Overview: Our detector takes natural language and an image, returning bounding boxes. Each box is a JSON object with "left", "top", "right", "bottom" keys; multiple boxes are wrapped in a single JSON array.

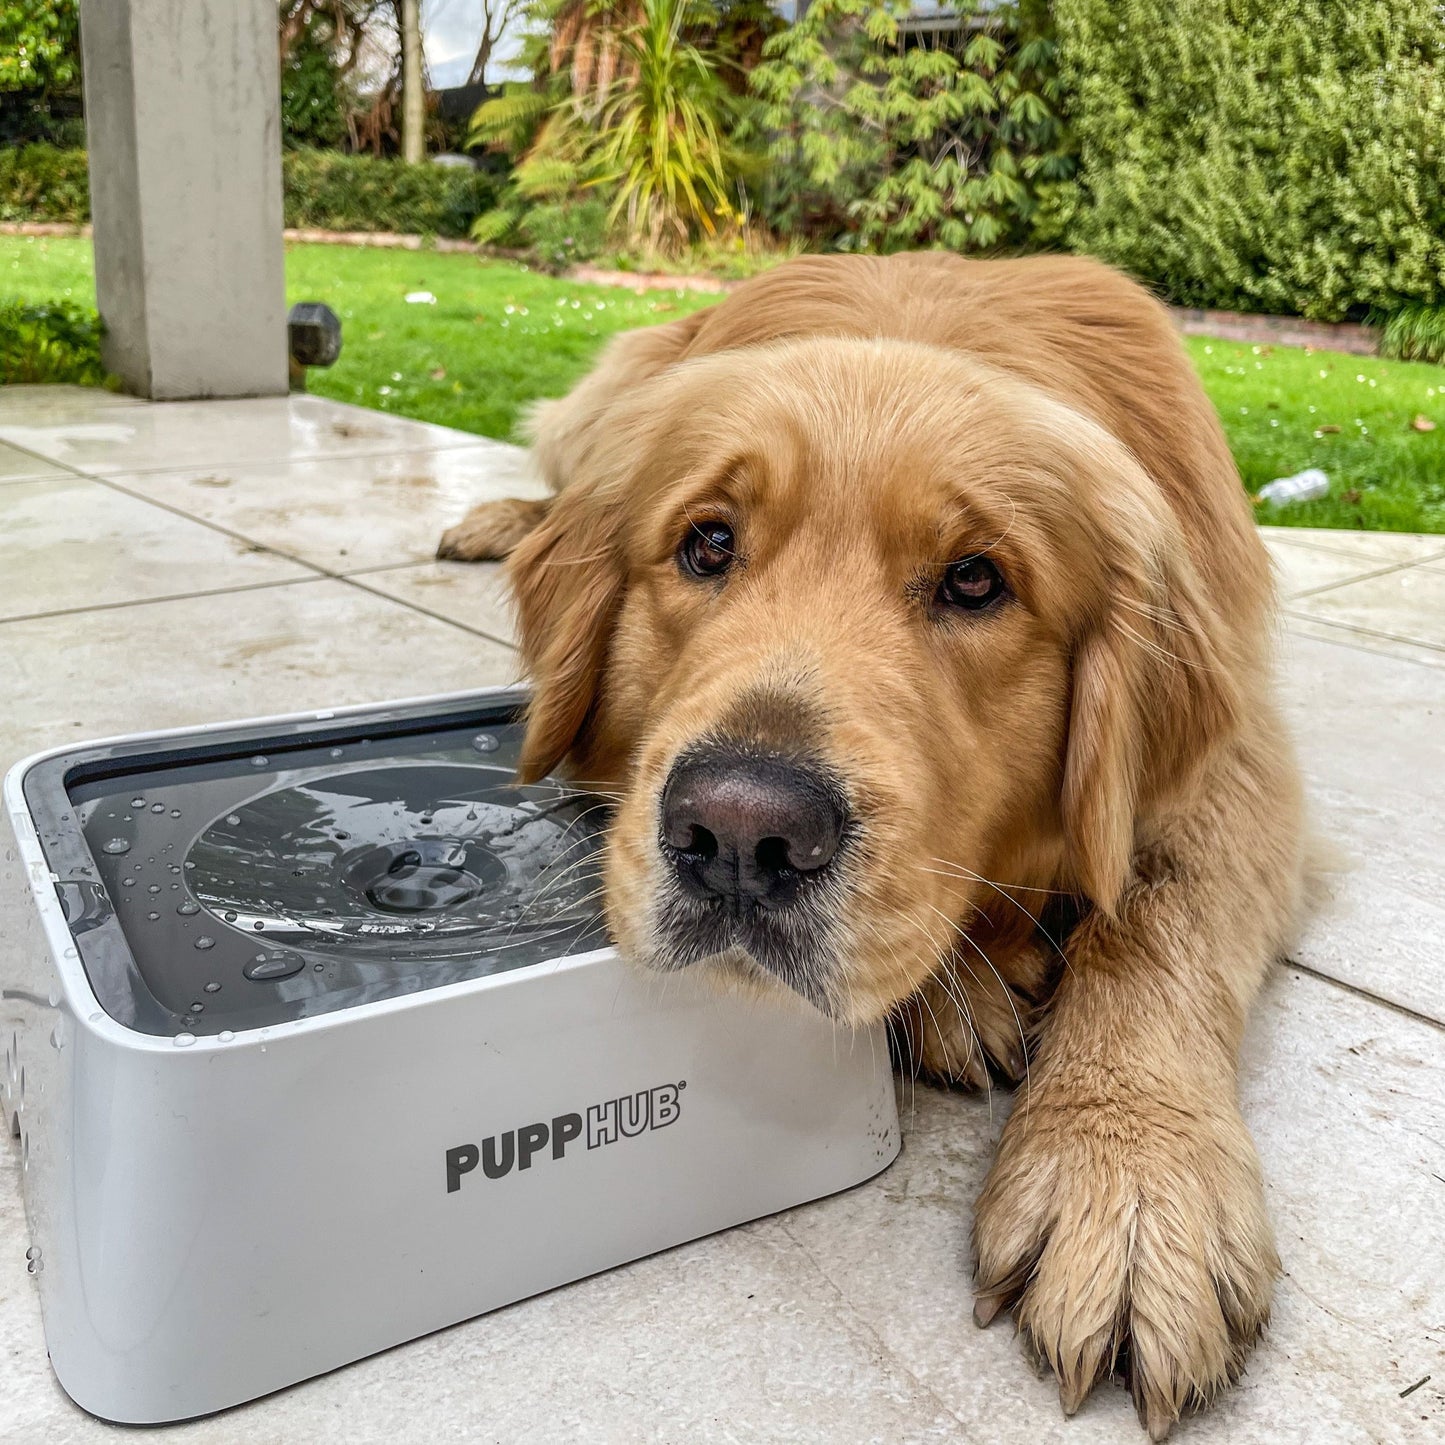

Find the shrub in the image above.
[
  {"left": 1046, "top": 0, "right": 1445, "bottom": 321},
  {"left": 516, "top": 198, "right": 612, "bottom": 267},
  {"left": 748, "top": 0, "right": 1070, "bottom": 253},
  {"left": 1378, "top": 304, "right": 1445, "bottom": 365},
  {"left": 0, "top": 143, "right": 89, "bottom": 223},
  {"left": 0, "top": 299, "right": 108, "bottom": 385},
  {"left": 282, "top": 149, "right": 501, "bottom": 237}
]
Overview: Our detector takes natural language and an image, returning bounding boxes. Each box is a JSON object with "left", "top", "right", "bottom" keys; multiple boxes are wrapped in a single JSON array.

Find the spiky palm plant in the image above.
[
  {"left": 593, "top": 0, "right": 739, "bottom": 248},
  {"left": 469, "top": 0, "right": 749, "bottom": 256}
]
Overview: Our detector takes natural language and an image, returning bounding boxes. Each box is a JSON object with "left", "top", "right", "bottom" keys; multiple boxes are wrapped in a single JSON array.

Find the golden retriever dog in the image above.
[{"left": 438, "top": 253, "right": 1305, "bottom": 1439}]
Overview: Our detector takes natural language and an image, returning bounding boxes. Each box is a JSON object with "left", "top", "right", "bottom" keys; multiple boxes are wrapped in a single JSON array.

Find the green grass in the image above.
[
  {"left": 0, "top": 234, "right": 719, "bottom": 439},
  {"left": 6, "top": 234, "right": 1444, "bottom": 533}
]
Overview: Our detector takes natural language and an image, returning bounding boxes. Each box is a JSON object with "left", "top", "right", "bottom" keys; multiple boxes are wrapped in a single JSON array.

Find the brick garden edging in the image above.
[
  {"left": 0, "top": 220, "right": 1385, "bottom": 350},
  {"left": 1173, "top": 307, "right": 1379, "bottom": 357}
]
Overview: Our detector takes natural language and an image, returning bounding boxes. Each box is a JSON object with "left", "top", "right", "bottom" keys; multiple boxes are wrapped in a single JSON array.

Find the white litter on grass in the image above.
[{"left": 405, "top": 291, "right": 437, "bottom": 305}]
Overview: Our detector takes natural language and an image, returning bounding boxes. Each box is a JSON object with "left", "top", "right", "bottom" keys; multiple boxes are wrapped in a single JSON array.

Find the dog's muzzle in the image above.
[{"left": 651, "top": 744, "right": 849, "bottom": 1010}]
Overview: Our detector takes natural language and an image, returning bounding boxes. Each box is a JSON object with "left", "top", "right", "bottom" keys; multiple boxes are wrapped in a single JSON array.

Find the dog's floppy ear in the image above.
[
  {"left": 506, "top": 478, "right": 625, "bottom": 783},
  {"left": 1061, "top": 473, "right": 1243, "bottom": 913}
]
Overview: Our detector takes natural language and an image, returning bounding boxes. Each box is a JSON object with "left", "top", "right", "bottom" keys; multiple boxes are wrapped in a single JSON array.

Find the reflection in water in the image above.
[{"left": 186, "top": 764, "right": 606, "bottom": 962}]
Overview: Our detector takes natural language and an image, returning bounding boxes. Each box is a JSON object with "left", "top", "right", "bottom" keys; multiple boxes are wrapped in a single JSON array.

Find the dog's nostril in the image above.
[
  {"left": 754, "top": 836, "right": 792, "bottom": 876},
  {"left": 678, "top": 824, "right": 718, "bottom": 860}
]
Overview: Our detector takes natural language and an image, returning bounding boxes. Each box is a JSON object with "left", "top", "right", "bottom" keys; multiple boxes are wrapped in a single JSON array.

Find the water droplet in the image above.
[
  {"left": 335, "top": 830, "right": 350, "bottom": 841},
  {"left": 130, "top": 797, "right": 146, "bottom": 808},
  {"left": 471, "top": 732, "right": 500, "bottom": 754},
  {"left": 121, "top": 877, "right": 136, "bottom": 887},
  {"left": 169, "top": 809, "right": 181, "bottom": 818},
  {"left": 244, "top": 954, "right": 303, "bottom": 982},
  {"left": 150, "top": 803, "right": 166, "bottom": 814},
  {"left": 313, "top": 962, "right": 324, "bottom": 971},
  {"left": 168, "top": 864, "right": 181, "bottom": 874},
  {"left": 102, "top": 837, "right": 130, "bottom": 855},
  {"left": 419, "top": 813, "right": 433, "bottom": 826},
  {"left": 177, "top": 900, "right": 199, "bottom": 916},
  {"left": 184, "top": 859, "right": 196, "bottom": 870},
  {"left": 223, "top": 910, "right": 237, "bottom": 922},
  {"left": 148, "top": 884, "right": 161, "bottom": 894},
  {"left": 329, "top": 747, "right": 344, "bottom": 759},
  {"left": 193, "top": 936, "right": 215, "bottom": 951},
  {"left": 226, "top": 813, "right": 241, "bottom": 827},
  {"left": 147, "top": 911, "right": 159, "bottom": 921},
  {"left": 218, "top": 1030, "right": 235, "bottom": 1043},
  {"left": 173, "top": 1032, "right": 196, "bottom": 1048},
  {"left": 204, "top": 981, "right": 221, "bottom": 993},
  {"left": 189, "top": 1001, "right": 204, "bottom": 1013},
  {"left": 50, "top": 1026, "right": 63, "bottom": 1050},
  {"left": 251, "top": 756, "right": 268, "bottom": 767},
  {"left": 253, "top": 920, "right": 265, "bottom": 931}
]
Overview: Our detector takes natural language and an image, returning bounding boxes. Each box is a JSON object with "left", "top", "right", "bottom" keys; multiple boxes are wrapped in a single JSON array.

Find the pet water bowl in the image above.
[{"left": 3, "top": 686, "right": 900, "bottom": 1424}]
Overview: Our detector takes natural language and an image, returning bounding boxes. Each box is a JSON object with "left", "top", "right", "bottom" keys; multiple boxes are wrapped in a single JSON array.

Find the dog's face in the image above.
[{"left": 509, "top": 339, "right": 1237, "bottom": 1025}]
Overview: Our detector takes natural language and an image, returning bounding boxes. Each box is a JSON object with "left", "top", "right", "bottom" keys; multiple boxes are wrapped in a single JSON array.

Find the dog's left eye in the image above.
[
  {"left": 939, "top": 555, "right": 1008, "bottom": 610},
  {"left": 679, "top": 520, "right": 736, "bottom": 579}
]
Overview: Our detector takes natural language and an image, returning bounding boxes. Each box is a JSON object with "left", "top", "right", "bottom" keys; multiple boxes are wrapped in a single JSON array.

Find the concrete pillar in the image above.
[{"left": 80, "top": 0, "right": 288, "bottom": 399}]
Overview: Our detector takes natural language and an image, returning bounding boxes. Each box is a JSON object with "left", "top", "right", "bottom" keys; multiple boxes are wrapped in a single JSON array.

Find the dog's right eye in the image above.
[{"left": 679, "top": 520, "right": 736, "bottom": 579}]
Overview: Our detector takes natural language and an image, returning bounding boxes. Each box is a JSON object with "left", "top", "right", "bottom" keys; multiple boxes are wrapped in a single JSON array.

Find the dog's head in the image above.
[{"left": 507, "top": 338, "right": 1239, "bottom": 1024}]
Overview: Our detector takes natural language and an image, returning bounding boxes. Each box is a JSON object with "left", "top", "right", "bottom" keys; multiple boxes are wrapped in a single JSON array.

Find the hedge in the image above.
[
  {"left": 0, "top": 144, "right": 501, "bottom": 239},
  {"left": 0, "top": 143, "right": 88, "bottom": 223},
  {"left": 281, "top": 148, "right": 501, "bottom": 238},
  {"left": 1044, "top": 0, "right": 1445, "bottom": 321}
]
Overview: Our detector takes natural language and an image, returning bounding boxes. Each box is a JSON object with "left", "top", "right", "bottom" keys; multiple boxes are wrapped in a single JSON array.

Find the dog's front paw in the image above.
[
  {"left": 972, "top": 1088, "right": 1277, "bottom": 1440},
  {"left": 437, "top": 498, "right": 550, "bottom": 561}
]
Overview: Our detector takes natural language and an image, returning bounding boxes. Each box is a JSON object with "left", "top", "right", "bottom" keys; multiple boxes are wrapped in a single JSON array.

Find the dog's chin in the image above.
[{"left": 638, "top": 890, "right": 845, "bottom": 1018}]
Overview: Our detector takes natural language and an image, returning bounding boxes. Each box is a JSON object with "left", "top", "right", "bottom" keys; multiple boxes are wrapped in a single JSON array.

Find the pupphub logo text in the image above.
[{"left": 445, "top": 1082, "right": 684, "bottom": 1192}]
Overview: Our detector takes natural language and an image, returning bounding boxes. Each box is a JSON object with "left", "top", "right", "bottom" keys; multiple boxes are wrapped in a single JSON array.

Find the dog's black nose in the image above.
[{"left": 660, "top": 751, "right": 847, "bottom": 907}]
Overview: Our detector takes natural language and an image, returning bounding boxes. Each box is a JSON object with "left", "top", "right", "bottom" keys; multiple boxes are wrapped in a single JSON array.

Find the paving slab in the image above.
[
  {"left": 0, "top": 577, "right": 518, "bottom": 772},
  {"left": 0, "top": 394, "right": 481, "bottom": 477},
  {"left": 0, "top": 475, "right": 314, "bottom": 621},
  {"left": 1278, "top": 630, "right": 1445, "bottom": 1023},
  {"left": 353, "top": 560, "right": 518, "bottom": 644},
  {"left": 105, "top": 442, "right": 545, "bottom": 572}
]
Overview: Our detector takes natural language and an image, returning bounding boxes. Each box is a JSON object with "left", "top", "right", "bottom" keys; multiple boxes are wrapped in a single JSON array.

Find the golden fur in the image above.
[{"left": 439, "top": 253, "right": 1305, "bottom": 1439}]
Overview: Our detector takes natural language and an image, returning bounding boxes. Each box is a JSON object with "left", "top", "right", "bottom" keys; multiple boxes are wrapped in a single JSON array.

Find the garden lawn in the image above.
[{"left": 5, "top": 234, "right": 1444, "bottom": 533}]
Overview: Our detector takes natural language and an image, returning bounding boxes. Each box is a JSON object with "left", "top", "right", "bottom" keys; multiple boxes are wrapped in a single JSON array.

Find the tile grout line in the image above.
[
  {"left": 1280, "top": 617, "right": 1445, "bottom": 673},
  {"left": 1282, "top": 607, "right": 1445, "bottom": 657},
  {"left": 1281, "top": 959, "right": 1445, "bottom": 1035},
  {"left": 0, "top": 572, "right": 335, "bottom": 628},
  {"left": 337, "top": 571, "right": 519, "bottom": 652}
]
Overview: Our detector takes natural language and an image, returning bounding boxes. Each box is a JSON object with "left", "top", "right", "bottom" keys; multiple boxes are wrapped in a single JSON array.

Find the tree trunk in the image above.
[{"left": 400, "top": 0, "right": 424, "bottom": 164}]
